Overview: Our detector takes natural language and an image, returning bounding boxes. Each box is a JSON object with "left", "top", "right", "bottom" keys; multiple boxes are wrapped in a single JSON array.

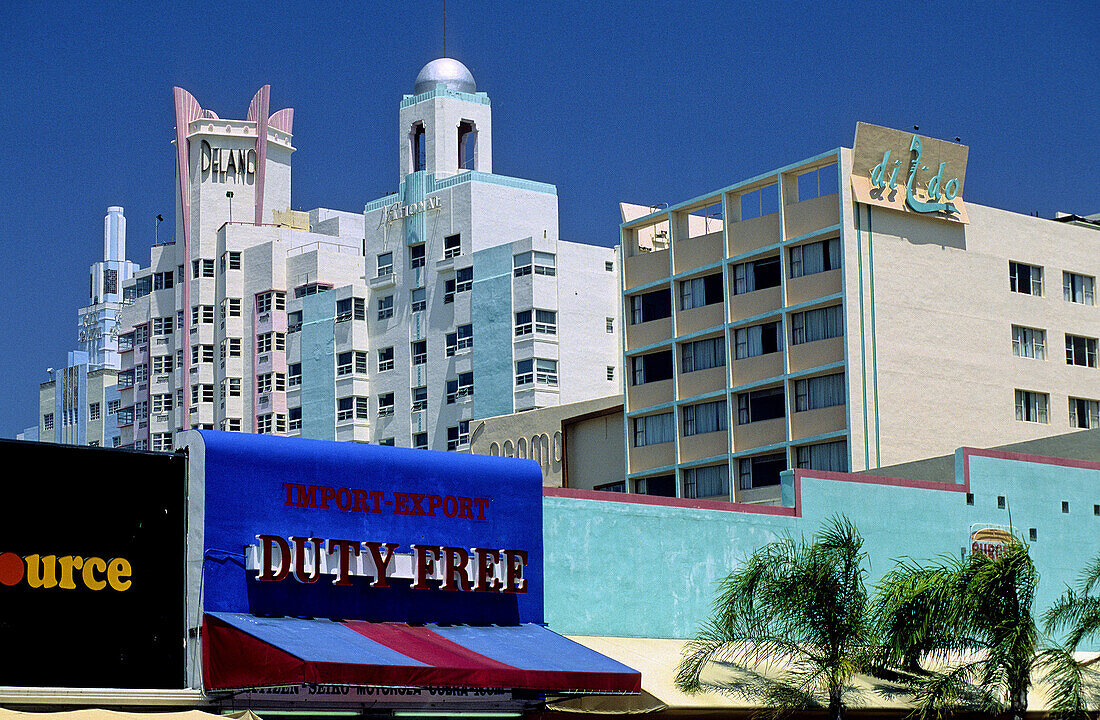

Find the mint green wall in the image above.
[
  {"left": 300, "top": 292, "right": 336, "bottom": 440},
  {"left": 471, "top": 244, "right": 513, "bottom": 418},
  {"left": 543, "top": 450, "right": 1100, "bottom": 651}
]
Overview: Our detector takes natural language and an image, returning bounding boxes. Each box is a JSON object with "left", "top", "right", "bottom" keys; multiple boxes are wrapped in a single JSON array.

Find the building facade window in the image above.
[
  {"left": 634, "top": 475, "right": 675, "bottom": 497},
  {"left": 680, "top": 272, "right": 724, "bottom": 308},
  {"left": 794, "top": 373, "right": 846, "bottom": 412},
  {"left": 1063, "top": 272, "right": 1095, "bottom": 305},
  {"left": 629, "top": 289, "right": 671, "bottom": 325},
  {"left": 683, "top": 399, "right": 728, "bottom": 436},
  {"left": 152, "top": 433, "right": 173, "bottom": 452},
  {"left": 287, "top": 311, "right": 303, "bottom": 332},
  {"left": 191, "top": 384, "right": 214, "bottom": 404},
  {"left": 191, "top": 345, "right": 214, "bottom": 364},
  {"left": 152, "top": 316, "right": 173, "bottom": 336},
  {"left": 446, "top": 372, "right": 474, "bottom": 403},
  {"left": 378, "top": 347, "right": 395, "bottom": 372},
  {"left": 515, "top": 311, "right": 533, "bottom": 336},
  {"left": 378, "top": 393, "right": 395, "bottom": 416},
  {"left": 732, "top": 257, "right": 780, "bottom": 295},
  {"left": 413, "top": 432, "right": 429, "bottom": 450},
  {"left": 456, "top": 266, "right": 473, "bottom": 293},
  {"left": 336, "top": 397, "right": 354, "bottom": 423},
  {"left": 447, "top": 420, "right": 471, "bottom": 451},
  {"left": 738, "top": 183, "right": 779, "bottom": 220},
  {"left": 443, "top": 234, "right": 461, "bottom": 259},
  {"left": 152, "top": 394, "right": 172, "bottom": 413},
  {"left": 256, "top": 291, "right": 286, "bottom": 313},
  {"left": 288, "top": 364, "right": 301, "bottom": 387},
  {"left": 412, "top": 386, "right": 427, "bottom": 412},
  {"left": 632, "top": 350, "right": 673, "bottom": 385},
  {"left": 256, "top": 332, "right": 285, "bottom": 354},
  {"left": 411, "top": 287, "right": 427, "bottom": 312},
  {"left": 535, "top": 310, "right": 557, "bottom": 335},
  {"left": 735, "top": 321, "right": 781, "bottom": 358},
  {"left": 288, "top": 408, "right": 301, "bottom": 432},
  {"left": 684, "top": 464, "right": 729, "bottom": 499},
  {"left": 377, "top": 295, "right": 394, "bottom": 320},
  {"left": 1065, "top": 334, "right": 1098, "bottom": 367},
  {"left": 737, "top": 386, "right": 785, "bottom": 424},
  {"left": 681, "top": 337, "right": 725, "bottom": 373},
  {"left": 411, "top": 341, "right": 427, "bottom": 366},
  {"left": 43, "top": 413, "right": 53, "bottom": 431},
  {"left": 791, "top": 305, "right": 843, "bottom": 345},
  {"left": 192, "top": 305, "right": 215, "bottom": 324},
  {"left": 89, "top": 402, "right": 101, "bottom": 421},
  {"left": 410, "top": 244, "right": 425, "bottom": 269},
  {"left": 789, "top": 237, "right": 841, "bottom": 279},
  {"left": 1012, "top": 325, "right": 1047, "bottom": 359},
  {"left": 1009, "top": 261, "right": 1043, "bottom": 296},
  {"left": 377, "top": 252, "right": 393, "bottom": 277},
  {"left": 737, "top": 452, "right": 786, "bottom": 490},
  {"left": 1069, "top": 397, "right": 1100, "bottom": 429},
  {"left": 1015, "top": 389, "right": 1049, "bottom": 423},
  {"left": 633, "top": 412, "right": 674, "bottom": 447},
  {"left": 445, "top": 324, "right": 473, "bottom": 356},
  {"left": 192, "top": 258, "right": 215, "bottom": 278},
  {"left": 795, "top": 440, "right": 848, "bottom": 472},
  {"left": 513, "top": 251, "right": 556, "bottom": 277}
]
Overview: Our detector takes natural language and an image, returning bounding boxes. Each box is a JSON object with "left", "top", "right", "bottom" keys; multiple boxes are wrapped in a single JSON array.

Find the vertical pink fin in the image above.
[
  {"left": 269, "top": 107, "right": 294, "bottom": 134},
  {"left": 172, "top": 86, "right": 203, "bottom": 421},
  {"left": 248, "top": 85, "right": 271, "bottom": 226}
]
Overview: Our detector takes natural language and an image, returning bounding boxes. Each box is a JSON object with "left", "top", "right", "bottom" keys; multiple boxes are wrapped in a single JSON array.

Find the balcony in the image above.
[
  {"left": 677, "top": 365, "right": 727, "bottom": 401},
  {"left": 626, "top": 378, "right": 673, "bottom": 412},
  {"left": 673, "top": 231, "right": 723, "bottom": 275},
  {"left": 731, "top": 352, "right": 784, "bottom": 386},
  {"left": 625, "top": 317, "right": 672, "bottom": 350},
  {"left": 676, "top": 302, "right": 724, "bottom": 337},
  {"left": 784, "top": 193, "right": 839, "bottom": 240},
  {"left": 786, "top": 268, "right": 842, "bottom": 307},
  {"left": 727, "top": 212, "right": 781, "bottom": 257},
  {"left": 788, "top": 336, "right": 844, "bottom": 374},
  {"left": 628, "top": 441, "right": 675, "bottom": 474},
  {"left": 679, "top": 431, "right": 729, "bottom": 464},
  {"left": 624, "top": 248, "right": 670, "bottom": 290},
  {"left": 790, "top": 403, "right": 847, "bottom": 440},
  {"left": 729, "top": 285, "right": 782, "bottom": 323},
  {"left": 732, "top": 416, "right": 787, "bottom": 453}
]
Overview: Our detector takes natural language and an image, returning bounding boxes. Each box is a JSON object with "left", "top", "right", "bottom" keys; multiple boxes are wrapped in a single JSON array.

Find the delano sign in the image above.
[{"left": 851, "top": 122, "right": 970, "bottom": 223}]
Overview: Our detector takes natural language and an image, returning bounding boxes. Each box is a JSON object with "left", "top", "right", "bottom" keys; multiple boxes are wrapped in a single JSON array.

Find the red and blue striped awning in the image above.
[{"left": 203, "top": 612, "right": 641, "bottom": 694}]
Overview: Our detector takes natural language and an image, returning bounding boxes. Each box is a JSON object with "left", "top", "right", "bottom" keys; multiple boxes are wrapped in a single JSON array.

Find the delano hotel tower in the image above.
[{"left": 619, "top": 123, "right": 1098, "bottom": 503}]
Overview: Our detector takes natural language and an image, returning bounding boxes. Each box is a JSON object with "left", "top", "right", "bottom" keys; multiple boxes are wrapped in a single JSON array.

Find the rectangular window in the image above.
[
  {"left": 513, "top": 251, "right": 557, "bottom": 277},
  {"left": 89, "top": 402, "right": 101, "bottom": 421},
  {"left": 681, "top": 337, "right": 726, "bottom": 373},
  {"left": 224, "top": 378, "right": 241, "bottom": 397},
  {"left": 191, "top": 305, "right": 214, "bottom": 324},
  {"left": 684, "top": 464, "right": 729, "bottom": 499},
  {"left": 679, "top": 273, "right": 724, "bottom": 309},
  {"left": 1065, "top": 334, "right": 1098, "bottom": 367},
  {"left": 354, "top": 297, "right": 366, "bottom": 321},
  {"left": 789, "top": 237, "right": 842, "bottom": 279},
  {"left": 796, "top": 163, "right": 839, "bottom": 200},
  {"left": 791, "top": 305, "right": 843, "bottom": 345},
  {"left": 447, "top": 420, "right": 471, "bottom": 451},
  {"left": 256, "top": 291, "right": 286, "bottom": 314},
  {"left": 107, "top": 400, "right": 120, "bottom": 414},
  {"left": 683, "top": 399, "right": 728, "bottom": 436},
  {"left": 227, "top": 251, "right": 241, "bottom": 271},
  {"left": 1012, "top": 325, "right": 1046, "bottom": 360},
  {"left": 152, "top": 355, "right": 174, "bottom": 374},
  {"left": 515, "top": 310, "right": 533, "bottom": 336},
  {"left": 256, "top": 332, "right": 285, "bottom": 354},
  {"left": 411, "top": 287, "right": 427, "bottom": 312},
  {"left": 446, "top": 372, "right": 474, "bottom": 403},
  {"left": 738, "top": 183, "right": 779, "bottom": 221},
  {"left": 1009, "top": 261, "right": 1043, "bottom": 296},
  {"left": 191, "top": 344, "right": 214, "bottom": 364},
  {"left": 631, "top": 350, "right": 674, "bottom": 385},
  {"left": 152, "top": 394, "right": 173, "bottom": 413},
  {"left": 152, "top": 433, "right": 173, "bottom": 452},
  {"left": 410, "top": 244, "right": 425, "bottom": 269},
  {"left": 411, "top": 340, "right": 427, "bottom": 366},
  {"left": 607, "top": 365, "right": 615, "bottom": 381},
  {"left": 336, "top": 397, "right": 354, "bottom": 423},
  {"left": 605, "top": 260, "right": 615, "bottom": 272},
  {"left": 294, "top": 282, "right": 333, "bottom": 298},
  {"left": 737, "top": 452, "right": 786, "bottom": 490},
  {"left": 443, "top": 278, "right": 456, "bottom": 304},
  {"left": 379, "top": 437, "right": 395, "bottom": 447},
  {"left": 446, "top": 324, "right": 473, "bottom": 356},
  {"left": 732, "top": 256, "right": 781, "bottom": 295},
  {"left": 377, "top": 252, "right": 393, "bottom": 277},
  {"left": 633, "top": 412, "right": 675, "bottom": 447},
  {"left": 535, "top": 309, "right": 557, "bottom": 334},
  {"left": 516, "top": 359, "right": 534, "bottom": 385},
  {"left": 629, "top": 289, "right": 672, "bottom": 324},
  {"left": 536, "top": 359, "right": 558, "bottom": 386},
  {"left": 378, "top": 347, "right": 395, "bottom": 372},
  {"left": 412, "top": 386, "right": 428, "bottom": 412},
  {"left": 152, "top": 316, "right": 173, "bottom": 336},
  {"left": 288, "top": 364, "right": 301, "bottom": 388},
  {"left": 606, "top": 317, "right": 614, "bottom": 334},
  {"left": 224, "top": 338, "right": 241, "bottom": 358},
  {"left": 257, "top": 373, "right": 275, "bottom": 394},
  {"left": 377, "top": 295, "right": 394, "bottom": 320},
  {"left": 355, "top": 397, "right": 369, "bottom": 420},
  {"left": 796, "top": 440, "right": 849, "bottom": 472},
  {"left": 794, "top": 373, "right": 846, "bottom": 412},
  {"left": 735, "top": 321, "right": 782, "bottom": 358},
  {"left": 634, "top": 475, "right": 676, "bottom": 497},
  {"left": 354, "top": 351, "right": 367, "bottom": 374},
  {"left": 737, "top": 386, "right": 785, "bottom": 424},
  {"left": 1063, "top": 272, "right": 1095, "bottom": 305},
  {"left": 192, "top": 258, "right": 215, "bottom": 278},
  {"left": 336, "top": 298, "right": 354, "bottom": 322},
  {"left": 287, "top": 310, "right": 303, "bottom": 332},
  {"left": 1015, "top": 389, "right": 1049, "bottom": 423},
  {"left": 413, "top": 432, "right": 428, "bottom": 450},
  {"left": 378, "top": 393, "right": 395, "bottom": 416},
  {"left": 224, "top": 298, "right": 242, "bottom": 318},
  {"left": 444, "top": 234, "right": 461, "bottom": 259},
  {"left": 288, "top": 407, "right": 301, "bottom": 432},
  {"left": 191, "top": 384, "right": 214, "bottom": 404},
  {"left": 1069, "top": 397, "right": 1100, "bottom": 429},
  {"left": 336, "top": 352, "right": 353, "bottom": 376},
  {"left": 456, "top": 266, "right": 473, "bottom": 293}
]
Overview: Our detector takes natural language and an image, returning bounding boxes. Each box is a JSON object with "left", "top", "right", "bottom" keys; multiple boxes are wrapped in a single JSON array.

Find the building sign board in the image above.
[
  {"left": 851, "top": 122, "right": 969, "bottom": 223},
  {"left": 193, "top": 431, "right": 544, "bottom": 625},
  {"left": 0, "top": 440, "right": 186, "bottom": 688},
  {"left": 377, "top": 196, "right": 443, "bottom": 228}
]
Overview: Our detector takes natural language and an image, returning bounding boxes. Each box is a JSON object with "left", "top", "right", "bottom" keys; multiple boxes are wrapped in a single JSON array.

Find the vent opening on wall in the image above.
[
  {"left": 1029, "top": 528, "right": 1037, "bottom": 542},
  {"left": 1062, "top": 501, "right": 1070, "bottom": 514},
  {"left": 997, "top": 496, "right": 1006, "bottom": 509},
  {"left": 966, "top": 493, "right": 974, "bottom": 505}
]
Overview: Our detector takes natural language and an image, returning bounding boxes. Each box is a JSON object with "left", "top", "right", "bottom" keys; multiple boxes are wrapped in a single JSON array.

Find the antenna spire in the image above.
[{"left": 443, "top": 0, "right": 447, "bottom": 57}]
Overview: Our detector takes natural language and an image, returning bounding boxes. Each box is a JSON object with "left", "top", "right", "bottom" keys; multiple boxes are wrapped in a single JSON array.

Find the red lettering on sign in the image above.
[
  {"left": 474, "top": 548, "right": 501, "bottom": 592},
  {"left": 442, "top": 546, "right": 471, "bottom": 591},
  {"left": 257, "top": 534, "right": 291, "bottom": 581},
  {"left": 291, "top": 536, "right": 323, "bottom": 583},
  {"left": 412, "top": 545, "right": 439, "bottom": 590},
  {"left": 504, "top": 549, "right": 528, "bottom": 594},
  {"left": 364, "top": 542, "right": 398, "bottom": 588},
  {"left": 328, "top": 539, "right": 360, "bottom": 586}
]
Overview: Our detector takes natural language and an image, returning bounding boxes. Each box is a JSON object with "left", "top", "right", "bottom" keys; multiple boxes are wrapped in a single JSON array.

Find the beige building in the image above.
[
  {"left": 620, "top": 123, "right": 1099, "bottom": 503},
  {"left": 470, "top": 395, "right": 624, "bottom": 489}
]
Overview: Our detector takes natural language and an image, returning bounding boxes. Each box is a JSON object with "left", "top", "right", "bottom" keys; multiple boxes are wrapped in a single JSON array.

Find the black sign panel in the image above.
[{"left": 0, "top": 440, "right": 185, "bottom": 688}]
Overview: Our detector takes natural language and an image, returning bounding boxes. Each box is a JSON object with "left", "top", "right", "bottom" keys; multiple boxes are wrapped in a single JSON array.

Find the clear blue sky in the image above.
[{"left": 1, "top": 1, "right": 1096, "bottom": 437}]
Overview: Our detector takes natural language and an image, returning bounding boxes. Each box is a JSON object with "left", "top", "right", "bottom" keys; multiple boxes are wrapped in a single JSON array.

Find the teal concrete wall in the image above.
[
  {"left": 300, "top": 292, "right": 336, "bottom": 440},
  {"left": 471, "top": 244, "right": 514, "bottom": 418},
  {"left": 543, "top": 449, "right": 1100, "bottom": 650}
]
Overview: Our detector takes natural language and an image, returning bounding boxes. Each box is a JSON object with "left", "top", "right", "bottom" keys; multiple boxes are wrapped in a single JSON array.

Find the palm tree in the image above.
[
  {"left": 1043, "top": 553, "right": 1100, "bottom": 718},
  {"left": 875, "top": 538, "right": 1092, "bottom": 720},
  {"left": 675, "top": 516, "right": 877, "bottom": 720}
]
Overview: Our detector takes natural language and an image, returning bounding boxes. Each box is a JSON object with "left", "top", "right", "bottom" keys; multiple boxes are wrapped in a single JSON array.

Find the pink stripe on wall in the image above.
[
  {"left": 172, "top": 87, "right": 203, "bottom": 423},
  {"left": 248, "top": 85, "right": 271, "bottom": 226}
]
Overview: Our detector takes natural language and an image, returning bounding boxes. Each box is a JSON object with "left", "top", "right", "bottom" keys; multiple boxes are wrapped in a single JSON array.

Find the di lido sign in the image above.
[{"left": 851, "top": 122, "right": 970, "bottom": 223}]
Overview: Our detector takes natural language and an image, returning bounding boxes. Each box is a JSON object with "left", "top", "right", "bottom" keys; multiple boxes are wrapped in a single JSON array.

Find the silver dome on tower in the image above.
[{"left": 414, "top": 58, "right": 477, "bottom": 94}]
